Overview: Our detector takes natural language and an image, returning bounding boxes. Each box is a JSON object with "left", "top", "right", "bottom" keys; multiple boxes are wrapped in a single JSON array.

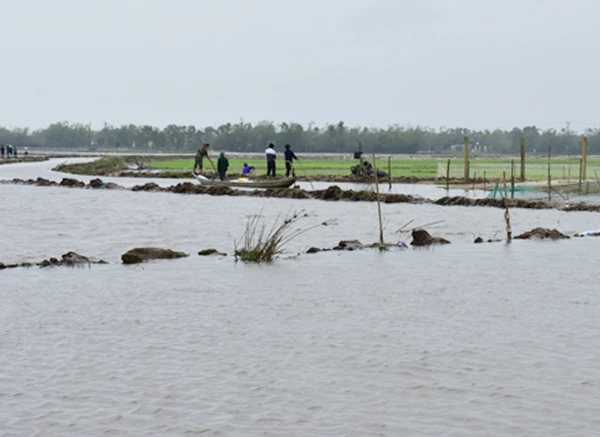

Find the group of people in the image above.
[
  {"left": 265, "top": 143, "right": 298, "bottom": 178},
  {"left": 0, "top": 144, "right": 29, "bottom": 159},
  {"left": 1, "top": 144, "right": 22, "bottom": 158},
  {"left": 192, "top": 143, "right": 231, "bottom": 181},
  {"left": 192, "top": 142, "right": 300, "bottom": 181}
]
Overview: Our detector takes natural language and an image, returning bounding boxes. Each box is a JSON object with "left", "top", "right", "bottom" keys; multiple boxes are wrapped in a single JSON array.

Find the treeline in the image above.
[{"left": 0, "top": 121, "right": 597, "bottom": 155}]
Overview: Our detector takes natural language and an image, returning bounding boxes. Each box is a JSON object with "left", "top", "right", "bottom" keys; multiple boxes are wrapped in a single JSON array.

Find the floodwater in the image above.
[
  {"left": 0, "top": 158, "right": 488, "bottom": 199},
  {"left": 1, "top": 162, "right": 600, "bottom": 437}
]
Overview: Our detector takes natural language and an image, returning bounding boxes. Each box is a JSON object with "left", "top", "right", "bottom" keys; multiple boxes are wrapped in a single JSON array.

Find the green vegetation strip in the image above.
[{"left": 148, "top": 157, "right": 600, "bottom": 179}]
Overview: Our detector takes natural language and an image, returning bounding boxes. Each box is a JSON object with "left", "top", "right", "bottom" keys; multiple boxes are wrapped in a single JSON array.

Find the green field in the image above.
[{"left": 148, "top": 157, "right": 600, "bottom": 180}]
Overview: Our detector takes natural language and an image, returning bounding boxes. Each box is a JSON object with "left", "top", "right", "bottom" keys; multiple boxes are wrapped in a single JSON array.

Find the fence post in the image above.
[
  {"left": 464, "top": 136, "right": 469, "bottom": 181},
  {"left": 520, "top": 137, "right": 525, "bottom": 180},
  {"left": 582, "top": 136, "right": 588, "bottom": 181},
  {"left": 511, "top": 160, "right": 515, "bottom": 198},
  {"left": 548, "top": 147, "right": 552, "bottom": 201}
]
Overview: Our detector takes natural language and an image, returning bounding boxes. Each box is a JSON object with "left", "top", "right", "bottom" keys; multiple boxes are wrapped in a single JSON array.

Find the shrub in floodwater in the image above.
[{"left": 234, "top": 209, "right": 331, "bottom": 263}]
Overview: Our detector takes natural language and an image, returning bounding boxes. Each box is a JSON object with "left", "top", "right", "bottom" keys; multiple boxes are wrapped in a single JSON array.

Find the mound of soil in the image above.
[
  {"left": 198, "top": 249, "right": 227, "bottom": 256},
  {"left": 121, "top": 247, "right": 188, "bottom": 264},
  {"left": 411, "top": 229, "right": 451, "bottom": 246},
  {"left": 60, "top": 178, "right": 85, "bottom": 188},
  {"left": 514, "top": 228, "right": 569, "bottom": 240},
  {"left": 1, "top": 252, "right": 108, "bottom": 269}
]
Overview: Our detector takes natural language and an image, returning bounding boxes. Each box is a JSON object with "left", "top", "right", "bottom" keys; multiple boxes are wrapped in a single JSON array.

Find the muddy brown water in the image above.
[{"left": 1, "top": 161, "right": 600, "bottom": 436}]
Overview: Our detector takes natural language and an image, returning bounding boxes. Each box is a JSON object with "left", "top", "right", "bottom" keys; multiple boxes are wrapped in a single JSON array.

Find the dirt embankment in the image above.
[{"left": 5, "top": 176, "right": 600, "bottom": 212}]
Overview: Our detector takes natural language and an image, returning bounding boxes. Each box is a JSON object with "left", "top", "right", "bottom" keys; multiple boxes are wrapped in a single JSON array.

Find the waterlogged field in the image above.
[{"left": 148, "top": 157, "right": 600, "bottom": 180}]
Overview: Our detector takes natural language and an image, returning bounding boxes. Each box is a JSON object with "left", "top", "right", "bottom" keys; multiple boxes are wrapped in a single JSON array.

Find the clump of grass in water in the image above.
[{"left": 234, "top": 209, "right": 330, "bottom": 263}]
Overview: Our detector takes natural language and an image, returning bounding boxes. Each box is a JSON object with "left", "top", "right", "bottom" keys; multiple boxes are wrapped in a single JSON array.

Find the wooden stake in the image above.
[
  {"left": 483, "top": 170, "right": 487, "bottom": 191},
  {"left": 582, "top": 136, "right": 588, "bottom": 181},
  {"left": 446, "top": 159, "right": 451, "bottom": 191},
  {"left": 548, "top": 148, "right": 552, "bottom": 201},
  {"left": 464, "top": 136, "right": 469, "bottom": 181},
  {"left": 520, "top": 137, "right": 525, "bottom": 180},
  {"left": 388, "top": 156, "right": 392, "bottom": 190},
  {"left": 567, "top": 164, "right": 571, "bottom": 205},
  {"left": 502, "top": 171, "right": 512, "bottom": 243},
  {"left": 372, "top": 153, "right": 384, "bottom": 245},
  {"left": 510, "top": 159, "right": 515, "bottom": 199},
  {"left": 579, "top": 158, "right": 583, "bottom": 195}
]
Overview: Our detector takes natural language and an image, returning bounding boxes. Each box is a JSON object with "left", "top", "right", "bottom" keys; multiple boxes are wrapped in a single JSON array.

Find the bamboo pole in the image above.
[
  {"left": 387, "top": 156, "right": 392, "bottom": 190},
  {"left": 520, "top": 137, "right": 525, "bottom": 180},
  {"left": 473, "top": 172, "right": 476, "bottom": 190},
  {"left": 579, "top": 158, "right": 583, "bottom": 195},
  {"left": 372, "top": 153, "right": 384, "bottom": 245},
  {"left": 464, "top": 136, "right": 469, "bottom": 181},
  {"left": 446, "top": 159, "right": 451, "bottom": 191},
  {"left": 510, "top": 159, "right": 515, "bottom": 199},
  {"left": 548, "top": 147, "right": 552, "bottom": 201},
  {"left": 483, "top": 170, "right": 487, "bottom": 191},
  {"left": 582, "top": 136, "right": 588, "bottom": 181},
  {"left": 567, "top": 164, "right": 571, "bottom": 206},
  {"left": 502, "top": 171, "right": 512, "bottom": 243}
]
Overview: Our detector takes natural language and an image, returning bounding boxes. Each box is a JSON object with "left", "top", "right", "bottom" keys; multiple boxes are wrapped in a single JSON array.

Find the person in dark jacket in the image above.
[
  {"left": 193, "top": 143, "right": 214, "bottom": 174},
  {"left": 284, "top": 144, "right": 298, "bottom": 177},
  {"left": 217, "top": 152, "right": 229, "bottom": 181}
]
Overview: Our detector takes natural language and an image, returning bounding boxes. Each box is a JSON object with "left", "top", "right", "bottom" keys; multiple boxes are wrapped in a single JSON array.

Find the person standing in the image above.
[
  {"left": 13, "top": 146, "right": 17, "bottom": 158},
  {"left": 0, "top": 144, "right": 4, "bottom": 159},
  {"left": 265, "top": 143, "right": 277, "bottom": 178},
  {"left": 284, "top": 144, "right": 299, "bottom": 177},
  {"left": 193, "top": 143, "right": 214, "bottom": 175},
  {"left": 217, "top": 152, "right": 229, "bottom": 181}
]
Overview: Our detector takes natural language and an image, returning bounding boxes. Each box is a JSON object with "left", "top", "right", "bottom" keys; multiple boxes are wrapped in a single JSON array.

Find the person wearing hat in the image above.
[
  {"left": 193, "top": 143, "right": 214, "bottom": 175},
  {"left": 217, "top": 151, "right": 229, "bottom": 181},
  {"left": 284, "top": 144, "right": 298, "bottom": 177}
]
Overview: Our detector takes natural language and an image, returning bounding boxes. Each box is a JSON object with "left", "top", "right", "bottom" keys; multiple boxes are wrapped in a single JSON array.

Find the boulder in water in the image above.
[
  {"left": 198, "top": 249, "right": 227, "bottom": 256},
  {"left": 306, "top": 247, "right": 322, "bottom": 254},
  {"left": 514, "top": 228, "right": 569, "bottom": 240},
  {"left": 333, "top": 240, "right": 364, "bottom": 251},
  {"left": 89, "top": 178, "right": 104, "bottom": 188},
  {"left": 132, "top": 182, "right": 162, "bottom": 192},
  {"left": 411, "top": 229, "right": 451, "bottom": 246},
  {"left": 121, "top": 247, "right": 188, "bottom": 264},
  {"left": 39, "top": 252, "right": 108, "bottom": 268},
  {"left": 60, "top": 178, "right": 85, "bottom": 188}
]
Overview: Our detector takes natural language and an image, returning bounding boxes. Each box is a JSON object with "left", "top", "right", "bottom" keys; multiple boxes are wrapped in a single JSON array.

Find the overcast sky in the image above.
[{"left": 1, "top": 0, "right": 598, "bottom": 131}]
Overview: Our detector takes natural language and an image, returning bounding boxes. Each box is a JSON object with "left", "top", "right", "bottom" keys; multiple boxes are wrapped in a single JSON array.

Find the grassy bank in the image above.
[
  {"left": 148, "top": 157, "right": 600, "bottom": 180},
  {"left": 51, "top": 154, "right": 600, "bottom": 182}
]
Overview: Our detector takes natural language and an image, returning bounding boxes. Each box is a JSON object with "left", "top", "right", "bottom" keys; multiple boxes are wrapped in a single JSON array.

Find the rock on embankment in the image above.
[
  {"left": 121, "top": 247, "right": 189, "bottom": 264},
  {"left": 0, "top": 251, "right": 108, "bottom": 269},
  {"left": 410, "top": 229, "right": 451, "bottom": 246},
  {"left": 514, "top": 228, "right": 569, "bottom": 240}
]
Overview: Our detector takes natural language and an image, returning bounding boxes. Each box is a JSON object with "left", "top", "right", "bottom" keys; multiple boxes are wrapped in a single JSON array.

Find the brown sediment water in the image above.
[{"left": 1, "top": 159, "right": 600, "bottom": 436}]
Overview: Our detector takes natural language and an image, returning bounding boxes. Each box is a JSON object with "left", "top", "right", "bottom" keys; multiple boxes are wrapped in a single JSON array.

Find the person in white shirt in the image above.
[{"left": 265, "top": 143, "right": 277, "bottom": 178}]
